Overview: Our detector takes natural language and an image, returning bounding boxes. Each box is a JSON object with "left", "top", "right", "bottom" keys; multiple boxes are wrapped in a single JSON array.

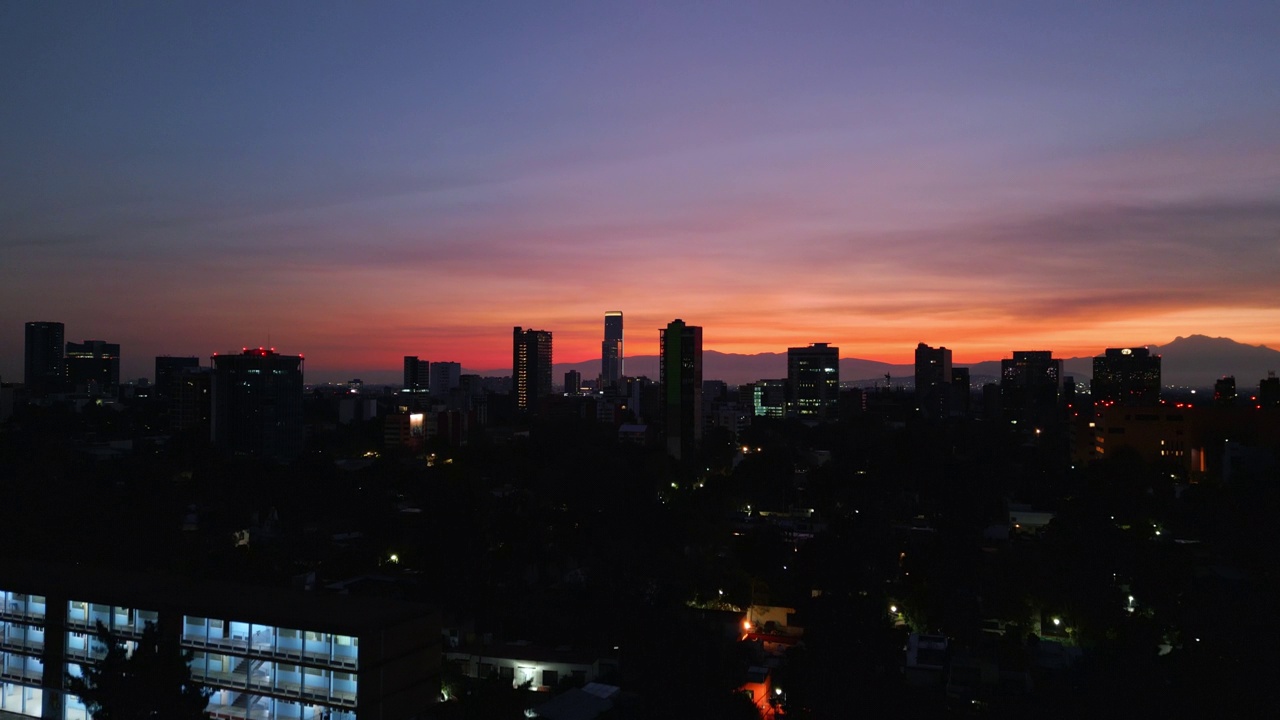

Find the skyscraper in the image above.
[
  {"left": 914, "top": 343, "right": 953, "bottom": 419},
  {"left": 1000, "top": 350, "right": 1063, "bottom": 424},
  {"left": 660, "top": 319, "right": 702, "bottom": 459},
  {"left": 1091, "top": 347, "right": 1161, "bottom": 406},
  {"left": 601, "top": 311, "right": 624, "bottom": 389},
  {"left": 513, "top": 327, "right": 553, "bottom": 413},
  {"left": 24, "top": 321, "right": 65, "bottom": 396},
  {"left": 787, "top": 343, "right": 839, "bottom": 421},
  {"left": 403, "top": 356, "right": 430, "bottom": 393},
  {"left": 65, "top": 340, "right": 121, "bottom": 396},
  {"left": 211, "top": 348, "right": 305, "bottom": 460}
]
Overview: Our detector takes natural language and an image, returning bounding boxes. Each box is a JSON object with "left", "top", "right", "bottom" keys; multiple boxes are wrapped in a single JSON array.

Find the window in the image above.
[{"left": 542, "top": 669, "right": 558, "bottom": 686}]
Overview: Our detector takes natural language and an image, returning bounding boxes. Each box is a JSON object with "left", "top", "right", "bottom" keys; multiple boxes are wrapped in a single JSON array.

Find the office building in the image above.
[
  {"left": 174, "top": 366, "right": 213, "bottom": 431},
  {"left": 211, "top": 348, "right": 305, "bottom": 460},
  {"left": 429, "top": 361, "right": 461, "bottom": 399},
  {"left": 740, "top": 380, "right": 787, "bottom": 419},
  {"left": 154, "top": 356, "right": 200, "bottom": 400},
  {"left": 600, "top": 311, "right": 624, "bottom": 390},
  {"left": 660, "top": 319, "right": 702, "bottom": 459},
  {"left": 513, "top": 327, "right": 553, "bottom": 414},
  {"left": 0, "top": 559, "right": 439, "bottom": 720},
  {"left": 402, "top": 357, "right": 430, "bottom": 394},
  {"left": 914, "top": 343, "right": 952, "bottom": 419},
  {"left": 23, "top": 321, "right": 65, "bottom": 397},
  {"left": 565, "top": 370, "right": 582, "bottom": 396},
  {"left": 1091, "top": 347, "right": 1161, "bottom": 406},
  {"left": 1000, "top": 351, "right": 1063, "bottom": 424},
  {"left": 65, "top": 340, "right": 120, "bottom": 397},
  {"left": 785, "top": 343, "right": 839, "bottom": 421}
]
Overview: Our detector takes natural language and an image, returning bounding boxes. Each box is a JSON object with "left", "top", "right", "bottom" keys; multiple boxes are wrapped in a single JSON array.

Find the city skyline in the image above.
[{"left": 3, "top": 3, "right": 1279, "bottom": 381}]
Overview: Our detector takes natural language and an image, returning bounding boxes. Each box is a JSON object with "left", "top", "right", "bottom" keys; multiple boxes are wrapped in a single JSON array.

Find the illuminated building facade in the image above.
[
  {"left": 787, "top": 343, "right": 839, "bottom": 421},
  {"left": 740, "top": 379, "right": 787, "bottom": 419},
  {"left": 0, "top": 561, "right": 439, "bottom": 720},
  {"left": 210, "top": 348, "right": 305, "bottom": 460},
  {"left": 512, "top": 327, "right": 553, "bottom": 414},
  {"left": 600, "top": 311, "right": 623, "bottom": 390},
  {"left": 660, "top": 319, "right": 702, "bottom": 459},
  {"left": 1091, "top": 347, "right": 1161, "bottom": 406},
  {"left": 23, "top": 322, "right": 65, "bottom": 397}
]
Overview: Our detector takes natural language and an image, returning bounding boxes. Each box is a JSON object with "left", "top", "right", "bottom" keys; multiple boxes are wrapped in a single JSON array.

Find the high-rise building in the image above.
[
  {"left": 65, "top": 340, "right": 120, "bottom": 396},
  {"left": 403, "top": 356, "right": 430, "bottom": 393},
  {"left": 1261, "top": 372, "right": 1280, "bottom": 408},
  {"left": 1000, "top": 351, "right": 1063, "bottom": 424},
  {"left": 565, "top": 370, "right": 582, "bottom": 396},
  {"left": 1091, "top": 347, "right": 1161, "bottom": 406},
  {"left": 211, "top": 348, "right": 305, "bottom": 460},
  {"left": 154, "top": 356, "right": 200, "bottom": 400},
  {"left": 429, "top": 361, "right": 461, "bottom": 398},
  {"left": 914, "top": 343, "right": 953, "bottom": 419},
  {"left": 787, "top": 343, "right": 839, "bottom": 421},
  {"left": 1214, "top": 376, "right": 1237, "bottom": 406},
  {"left": 950, "top": 367, "right": 971, "bottom": 418},
  {"left": 24, "top": 321, "right": 65, "bottom": 396},
  {"left": 601, "top": 311, "right": 624, "bottom": 389},
  {"left": 660, "top": 319, "right": 702, "bottom": 459},
  {"left": 513, "top": 327, "right": 553, "bottom": 413}
]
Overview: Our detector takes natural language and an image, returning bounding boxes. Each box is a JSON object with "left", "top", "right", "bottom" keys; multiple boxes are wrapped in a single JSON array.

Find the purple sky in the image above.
[{"left": 3, "top": 1, "right": 1279, "bottom": 383}]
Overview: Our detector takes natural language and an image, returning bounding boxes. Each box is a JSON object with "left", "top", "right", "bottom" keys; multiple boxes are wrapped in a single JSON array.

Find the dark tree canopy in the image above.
[{"left": 67, "top": 621, "right": 211, "bottom": 720}]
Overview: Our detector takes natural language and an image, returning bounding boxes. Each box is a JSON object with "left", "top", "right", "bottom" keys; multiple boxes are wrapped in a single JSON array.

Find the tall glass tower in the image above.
[
  {"left": 660, "top": 319, "right": 702, "bottom": 460},
  {"left": 601, "top": 311, "right": 624, "bottom": 389}
]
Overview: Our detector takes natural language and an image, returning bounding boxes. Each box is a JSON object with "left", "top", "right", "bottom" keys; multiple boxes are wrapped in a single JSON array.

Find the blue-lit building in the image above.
[{"left": 0, "top": 562, "right": 440, "bottom": 720}]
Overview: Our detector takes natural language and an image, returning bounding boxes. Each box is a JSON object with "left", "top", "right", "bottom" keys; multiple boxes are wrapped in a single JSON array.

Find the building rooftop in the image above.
[{"left": 0, "top": 559, "right": 432, "bottom": 635}]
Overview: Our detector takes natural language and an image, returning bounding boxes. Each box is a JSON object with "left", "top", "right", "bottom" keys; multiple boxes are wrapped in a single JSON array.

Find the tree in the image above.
[{"left": 67, "top": 621, "right": 211, "bottom": 720}]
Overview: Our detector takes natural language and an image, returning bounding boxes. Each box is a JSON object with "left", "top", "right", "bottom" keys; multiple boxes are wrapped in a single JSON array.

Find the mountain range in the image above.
[{"left": 469, "top": 335, "right": 1280, "bottom": 389}]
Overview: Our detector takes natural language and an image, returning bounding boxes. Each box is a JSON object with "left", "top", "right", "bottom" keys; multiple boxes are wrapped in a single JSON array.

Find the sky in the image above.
[{"left": 3, "top": 1, "right": 1279, "bottom": 383}]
